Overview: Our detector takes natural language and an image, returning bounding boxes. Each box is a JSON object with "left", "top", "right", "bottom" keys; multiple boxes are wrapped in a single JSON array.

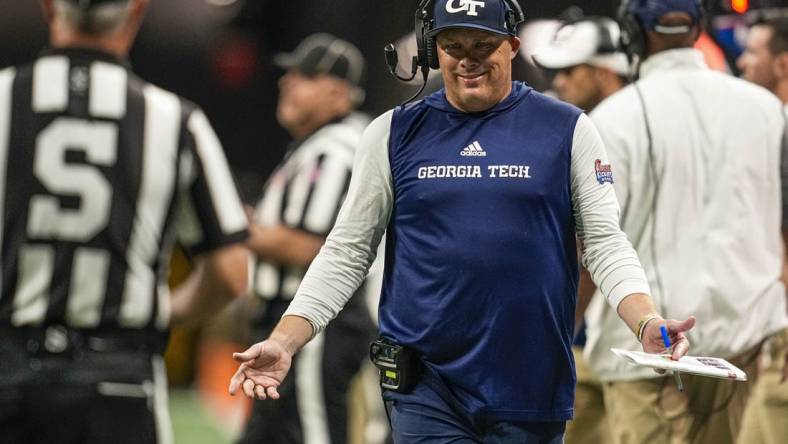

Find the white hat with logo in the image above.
[{"left": 531, "top": 17, "right": 631, "bottom": 76}]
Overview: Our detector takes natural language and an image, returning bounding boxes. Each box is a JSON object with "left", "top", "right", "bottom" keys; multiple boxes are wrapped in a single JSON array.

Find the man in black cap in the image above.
[
  {"left": 0, "top": 1, "right": 250, "bottom": 443},
  {"left": 239, "top": 32, "right": 376, "bottom": 444}
]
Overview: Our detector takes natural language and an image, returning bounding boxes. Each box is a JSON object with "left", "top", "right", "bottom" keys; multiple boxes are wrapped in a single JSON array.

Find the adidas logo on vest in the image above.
[{"left": 460, "top": 141, "right": 487, "bottom": 157}]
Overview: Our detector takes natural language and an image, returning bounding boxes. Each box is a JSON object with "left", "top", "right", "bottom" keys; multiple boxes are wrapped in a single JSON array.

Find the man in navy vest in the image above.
[{"left": 229, "top": 1, "right": 695, "bottom": 442}]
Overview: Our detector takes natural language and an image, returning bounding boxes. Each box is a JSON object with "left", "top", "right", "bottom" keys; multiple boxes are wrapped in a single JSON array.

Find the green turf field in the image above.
[{"left": 169, "top": 389, "right": 233, "bottom": 444}]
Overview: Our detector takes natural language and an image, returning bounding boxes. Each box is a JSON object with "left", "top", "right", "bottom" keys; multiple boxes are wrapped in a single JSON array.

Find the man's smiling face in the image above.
[{"left": 435, "top": 28, "right": 520, "bottom": 112}]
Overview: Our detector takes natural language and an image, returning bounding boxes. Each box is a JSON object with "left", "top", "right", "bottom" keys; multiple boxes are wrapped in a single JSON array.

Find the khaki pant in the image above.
[
  {"left": 738, "top": 328, "right": 788, "bottom": 444},
  {"left": 603, "top": 344, "right": 760, "bottom": 444},
  {"left": 566, "top": 346, "right": 611, "bottom": 444}
]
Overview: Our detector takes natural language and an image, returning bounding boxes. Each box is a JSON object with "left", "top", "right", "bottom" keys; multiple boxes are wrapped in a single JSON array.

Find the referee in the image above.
[
  {"left": 240, "top": 33, "right": 376, "bottom": 444},
  {"left": 0, "top": 1, "right": 249, "bottom": 443}
]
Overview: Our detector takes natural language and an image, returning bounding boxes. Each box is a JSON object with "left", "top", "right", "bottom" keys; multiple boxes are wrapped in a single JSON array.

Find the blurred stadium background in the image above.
[{"left": 0, "top": 0, "right": 782, "bottom": 442}]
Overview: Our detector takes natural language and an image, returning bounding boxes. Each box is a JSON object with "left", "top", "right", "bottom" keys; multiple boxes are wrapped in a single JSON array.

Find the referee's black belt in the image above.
[{"left": 0, "top": 325, "right": 164, "bottom": 355}]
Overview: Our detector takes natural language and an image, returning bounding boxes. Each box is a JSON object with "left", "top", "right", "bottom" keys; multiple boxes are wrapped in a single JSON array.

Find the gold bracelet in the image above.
[{"left": 635, "top": 313, "right": 662, "bottom": 343}]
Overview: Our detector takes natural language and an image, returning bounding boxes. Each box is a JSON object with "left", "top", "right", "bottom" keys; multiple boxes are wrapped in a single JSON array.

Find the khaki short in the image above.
[
  {"left": 738, "top": 328, "right": 788, "bottom": 444},
  {"left": 602, "top": 343, "right": 761, "bottom": 444}
]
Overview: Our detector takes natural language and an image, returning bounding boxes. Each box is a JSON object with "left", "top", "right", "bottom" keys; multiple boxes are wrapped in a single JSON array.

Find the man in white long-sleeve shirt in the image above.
[
  {"left": 228, "top": 1, "right": 695, "bottom": 442},
  {"left": 584, "top": 1, "right": 788, "bottom": 443}
]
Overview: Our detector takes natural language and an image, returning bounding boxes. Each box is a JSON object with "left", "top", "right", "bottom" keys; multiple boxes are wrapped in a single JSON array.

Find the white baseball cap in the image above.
[{"left": 531, "top": 18, "right": 631, "bottom": 76}]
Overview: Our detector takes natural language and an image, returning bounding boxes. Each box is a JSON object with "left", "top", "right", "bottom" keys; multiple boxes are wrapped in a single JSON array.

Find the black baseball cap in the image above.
[{"left": 273, "top": 33, "right": 366, "bottom": 90}]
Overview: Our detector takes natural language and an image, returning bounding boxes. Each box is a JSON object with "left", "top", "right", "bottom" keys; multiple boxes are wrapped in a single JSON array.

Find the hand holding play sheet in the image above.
[{"left": 611, "top": 348, "right": 748, "bottom": 381}]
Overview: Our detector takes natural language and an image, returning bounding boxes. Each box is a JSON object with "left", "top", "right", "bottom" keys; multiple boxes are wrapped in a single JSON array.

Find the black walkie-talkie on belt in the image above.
[{"left": 369, "top": 338, "right": 422, "bottom": 393}]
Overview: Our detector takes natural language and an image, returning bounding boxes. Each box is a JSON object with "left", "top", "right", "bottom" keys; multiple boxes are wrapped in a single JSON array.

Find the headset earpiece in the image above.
[
  {"left": 426, "top": 33, "right": 440, "bottom": 70},
  {"left": 414, "top": 0, "right": 442, "bottom": 71},
  {"left": 506, "top": 10, "right": 516, "bottom": 33},
  {"left": 594, "top": 17, "right": 621, "bottom": 54},
  {"left": 617, "top": 0, "right": 646, "bottom": 64},
  {"left": 503, "top": 0, "right": 525, "bottom": 33},
  {"left": 415, "top": 0, "right": 437, "bottom": 70},
  {"left": 415, "top": 5, "right": 429, "bottom": 70}
]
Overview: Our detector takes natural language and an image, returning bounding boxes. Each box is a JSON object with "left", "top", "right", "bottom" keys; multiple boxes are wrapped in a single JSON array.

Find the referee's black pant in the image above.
[{"left": 0, "top": 327, "right": 171, "bottom": 444}]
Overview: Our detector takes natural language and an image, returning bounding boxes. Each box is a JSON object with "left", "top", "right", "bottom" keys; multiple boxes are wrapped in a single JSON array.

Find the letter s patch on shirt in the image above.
[{"left": 594, "top": 159, "right": 613, "bottom": 184}]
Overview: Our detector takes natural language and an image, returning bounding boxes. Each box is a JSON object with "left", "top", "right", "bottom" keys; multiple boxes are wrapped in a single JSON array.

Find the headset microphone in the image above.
[
  {"left": 384, "top": 44, "right": 418, "bottom": 82},
  {"left": 383, "top": 42, "right": 430, "bottom": 105}
]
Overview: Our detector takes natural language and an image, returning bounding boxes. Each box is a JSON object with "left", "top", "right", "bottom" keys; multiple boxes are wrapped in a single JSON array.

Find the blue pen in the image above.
[
  {"left": 660, "top": 324, "right": 671, "bottom": 348},
  {"left": 660, "top": 324, "right": 684, "bottom": 392}
]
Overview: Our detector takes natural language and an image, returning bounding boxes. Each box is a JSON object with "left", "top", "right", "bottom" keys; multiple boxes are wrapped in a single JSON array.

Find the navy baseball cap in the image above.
[
  {"left": 627, "top": 0, "right": 703, "bottom": 33},
  {"left": 427, "top": 0, "right": 517, "bottom": 38},
  {"left": 63, "top": 0, "right": 130, "bottom": 9}
]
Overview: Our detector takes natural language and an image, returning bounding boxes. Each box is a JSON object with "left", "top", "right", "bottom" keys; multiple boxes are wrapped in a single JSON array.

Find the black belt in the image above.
[{"left": 0, "top": 325, "right": 166, "bottom": 355}]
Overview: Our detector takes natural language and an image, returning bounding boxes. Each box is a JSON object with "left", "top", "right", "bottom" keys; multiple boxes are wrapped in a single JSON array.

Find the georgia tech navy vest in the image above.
[{"left": 380, "top": 81, "right": 583, "bottom": 421}]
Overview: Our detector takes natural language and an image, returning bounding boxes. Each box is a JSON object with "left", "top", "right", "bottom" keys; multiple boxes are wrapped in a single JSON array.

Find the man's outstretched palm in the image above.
[{"left": 228, "top": 339, "right": 293, "bottom": 400}]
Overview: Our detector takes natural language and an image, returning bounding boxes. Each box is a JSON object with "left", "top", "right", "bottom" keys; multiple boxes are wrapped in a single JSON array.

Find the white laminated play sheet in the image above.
[{"left": 611, "top": 348, "right": 748, "bottom": 381}]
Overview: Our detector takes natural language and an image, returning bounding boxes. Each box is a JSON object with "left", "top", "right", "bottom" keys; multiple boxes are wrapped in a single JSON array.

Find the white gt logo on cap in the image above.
[{"left": 446, "top": 0, "right": 486, "bottom": 16}]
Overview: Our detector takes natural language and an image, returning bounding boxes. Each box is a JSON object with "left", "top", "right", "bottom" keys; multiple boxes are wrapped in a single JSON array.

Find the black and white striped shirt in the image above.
[
  {"left": 0, "top": 48, "right": 248, "bottom": 332},
  {"left": 252, "top": 113, "right": 368, "bottom": 302}
]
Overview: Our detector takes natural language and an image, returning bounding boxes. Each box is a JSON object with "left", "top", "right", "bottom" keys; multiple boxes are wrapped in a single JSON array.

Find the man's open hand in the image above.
[{"left": 228, "top": 339, "right": 293, "bottom": 400}]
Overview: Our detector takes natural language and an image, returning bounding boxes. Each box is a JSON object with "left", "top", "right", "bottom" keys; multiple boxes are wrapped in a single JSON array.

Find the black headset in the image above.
[
  {"left": 591, "top": 17, "right": 623, "bottom": 54},
  {"left": 384, "top": 0, "right": 525, "bottom": 104},
  {"left": 617, "top": 0, "right": 706, "bottom": 64},
  {"left": 617, "top": 0, "right": 646, "bottom": 63},
  {"left": 414, "top": 0, "right": 525, "bottom": 71}
]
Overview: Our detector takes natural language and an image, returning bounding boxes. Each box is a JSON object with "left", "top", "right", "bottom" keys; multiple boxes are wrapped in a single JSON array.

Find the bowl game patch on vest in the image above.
[{"left": 594, "top": 159, "right": 613, "bottom": 184}]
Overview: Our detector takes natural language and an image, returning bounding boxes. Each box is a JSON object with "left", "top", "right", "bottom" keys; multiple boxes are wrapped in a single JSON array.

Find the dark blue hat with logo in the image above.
[
  {"left": 427, "top": 0, "right": 517, "bottom": 38},
  {"left": 63, "top": 0, "right": 130, "bottom": 9},
  {"left": 627, "top": 0, "right": 703, "bottom": 33}
]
